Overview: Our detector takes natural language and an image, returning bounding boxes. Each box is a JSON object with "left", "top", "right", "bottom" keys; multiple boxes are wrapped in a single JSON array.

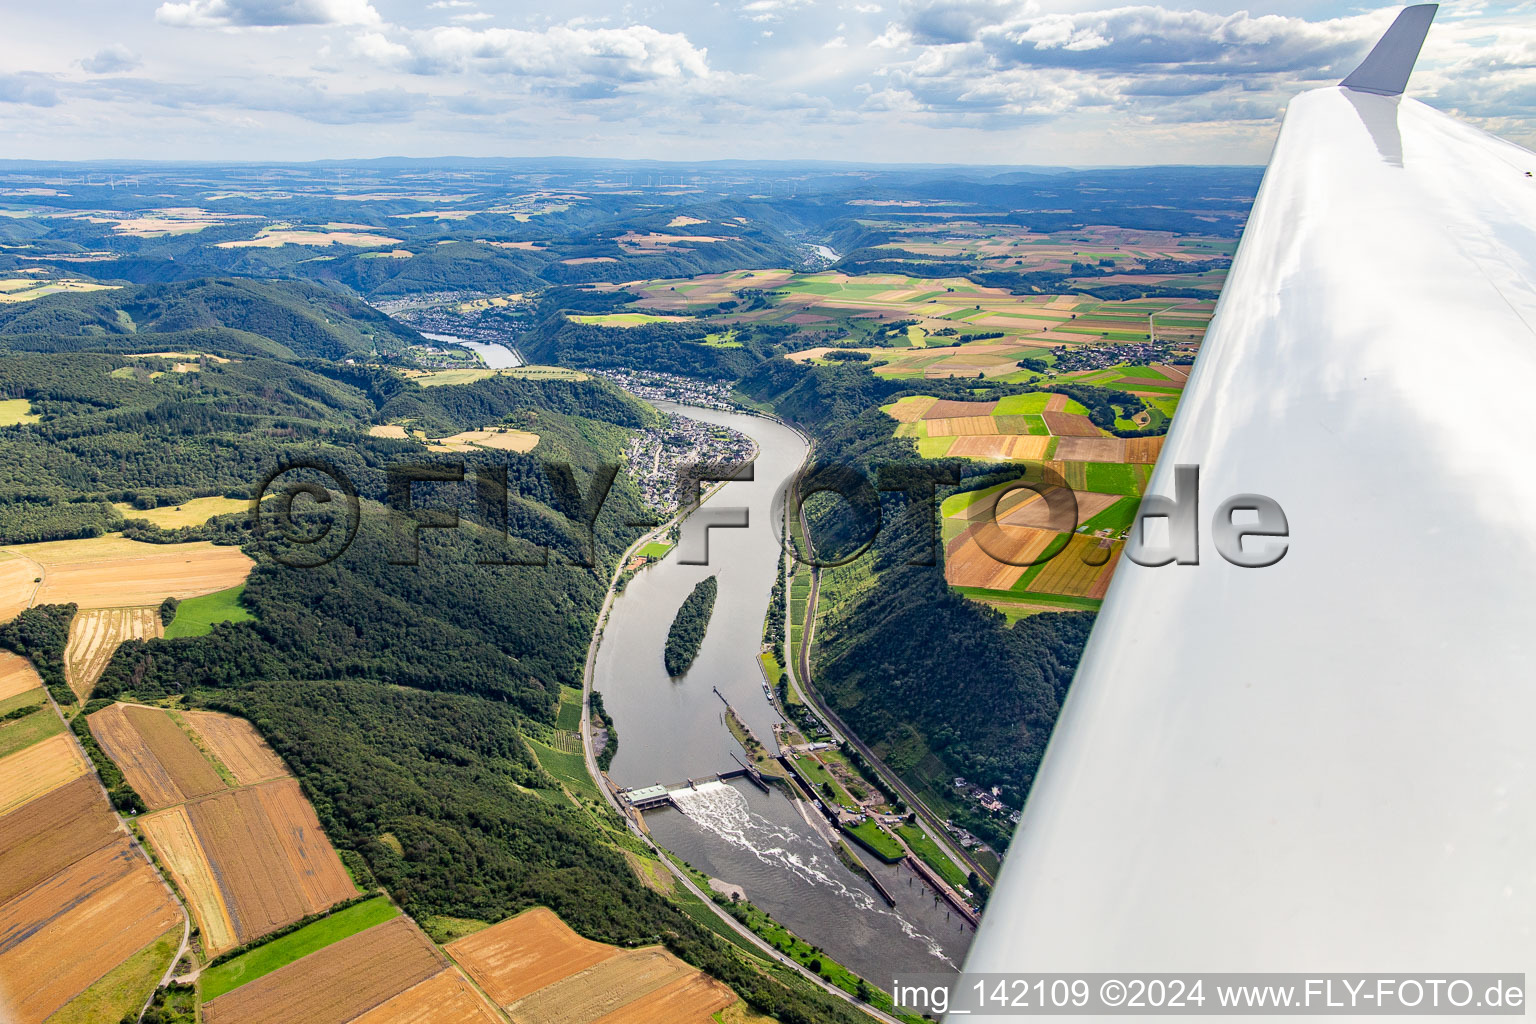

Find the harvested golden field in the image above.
[
  {"left": 368, "top": 424, "right": 409, "bottom": 439},
  {"left": 0, "top": 775, "right": 121, "bottom": 906},
  {"left": 203, "top": 917, "right": 446, "bottom": 1024},
  {"left": 0, "top": 732, "right": 88, "bottom": 816},
  {"left": 0, "top": 651, "right": 42, "bottom": 700},
  {"left": 426, "top": 428, "right": 540, "bottom": 453},
  {"left": 592, "top": 971, "right": 737, "bottom": 1024},
  {"left": 449, "top": 907, "right": 620, "bottom": 1006},
  {"left": 112, "top": 496, "right": 248, "bottom": 528},
  {"left": 881, "top": 395, "right": 937, "bottom": 422},
  {"left": 184, "top": 779, "right": 356, "bottom": 945},
  {"left": 182, "top": 710, "right": 287, "bottom": 785},
  {"left": 0, "top": 553, "right": 40, "bottom": 621},
  {"left": 944, "top": 527, "right": 1058, "bottom": 591},
  {"left": 88, "top": 703, "right": 226, "bottom": 809},
  {"left": 138, "top": 804, "right": 238, "bottom": 954},
  {"left": 1124, "top": 436, "right": 1166, "bottom": 463},
  {"left": 926, "top": 416, "right": 998, "bottom": 437},
  {"left": 947, "top": 435, "right": 1051, "bottom": 460},
  {"left": 65, "top": 606, "right": 162, "bottom": 701},
  {"left": 217, "top": 228, "right": 404, "bottom": 249},
  {"left": 507, "top": 947, "right": 694, "bottom": 1024},
  {"left": 1003, "top": 491, "right": 1119, "bottom": 531},
  {"left": 1053, "top": 437, "right": 1126, "bottom": 462},
  {"left": 351, "top": 967, "right": 505, "bottom": 1024},
  {"left": 1, "top": 535, "right": 253, "bottom": 607},
  {"left": 0, "top": 838, "right": 182, "bottom": 1024},
  {"left": 1026, "top": 534, "right": 1118, "bottom": 598},
  {"left": 251, "top": 777, "right": 357, "bottom": 913}
]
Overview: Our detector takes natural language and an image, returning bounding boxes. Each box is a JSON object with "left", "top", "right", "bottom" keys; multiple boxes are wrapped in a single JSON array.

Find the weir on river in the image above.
[{"left": 592, "top": 404, "right": 971, "bottom": 985}]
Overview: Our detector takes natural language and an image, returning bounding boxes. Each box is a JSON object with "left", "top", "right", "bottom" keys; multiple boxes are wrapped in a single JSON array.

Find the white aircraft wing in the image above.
[{"left": 965, "top": 0, "right": 1536, "bottom": 1002}]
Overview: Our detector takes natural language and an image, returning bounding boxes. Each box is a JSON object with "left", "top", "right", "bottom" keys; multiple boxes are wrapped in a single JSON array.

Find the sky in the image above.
[{"left": 1, "top": 0, "right": 1532, "bottom": 165}]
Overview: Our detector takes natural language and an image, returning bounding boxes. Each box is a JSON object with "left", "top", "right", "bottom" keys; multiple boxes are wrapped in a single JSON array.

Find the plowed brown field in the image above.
[
  {"left": 182, "top": 710, "right": 287, "bottom": 785},
  {"left": 592, "top": 971, "right": 737, "bottom": 1024},
  {"left": 0, "top": 536, "right": 253, "bottom": 608},
  {"left": 0, "top": 775, "right": 120, "bottom": 905},
  {"left": 0, "top": 732, "right": 88, "bottom": 816},
  {"left": 1052, "top": 437, "right": 1125, "bottom": 462},
  {"left": 0, "top": 839, "right": 181, "bottom": 1024},
  {"left": 64, "top": 606, "right": 162, "bottom": 701},
  {"left": 0, "top": 652, "right": 42, "bottom": 700},
  {"left": 350, "top": 968, "right": 505, "bottom": 1024},
  {"left": 943, "top": 527, "right": 1058, "bottom": 590},
  {"left": 508, "top": 948, "right": 694, "bottom": 1024},
  {"left": 202, "top": 917, "right": 446, "bottom": 1024},
  {"left": 449, "top": 907, "right": 621, "bottom": 1006},
  {"left": 88, "top": 703, "right": 226, "bottom": 809},
  {"left": 1042, "top": 411, "right": 1102, "bottom": 437},
  {"left": 138, "top": 804, "right": 238, "bottom": 954},
  {"left": 921, "top": 399, "right": 997, "bottom": 419}
]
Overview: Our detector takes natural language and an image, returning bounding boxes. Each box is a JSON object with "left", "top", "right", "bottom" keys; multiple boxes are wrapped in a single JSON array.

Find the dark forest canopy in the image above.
[{"left": 664, "top": 575, "right": 718, "bottom": 677}]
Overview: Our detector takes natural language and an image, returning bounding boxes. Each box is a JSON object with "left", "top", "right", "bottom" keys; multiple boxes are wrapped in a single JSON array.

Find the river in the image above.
[
  {"left": 593, "top": 403, "right": 971, "bottom": 985},
  {"left": 419, "top": 331, "right": 522, "bottom": 369}
]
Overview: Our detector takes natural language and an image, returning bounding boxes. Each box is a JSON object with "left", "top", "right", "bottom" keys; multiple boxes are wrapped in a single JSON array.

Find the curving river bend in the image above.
[{"left": 593, "top": 403, "right": 971, "bottom": 984}]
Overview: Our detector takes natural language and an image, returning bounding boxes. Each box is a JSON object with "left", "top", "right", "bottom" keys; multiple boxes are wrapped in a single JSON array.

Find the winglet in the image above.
[{"left": 1341, "top": 4, "right": 1437, "bottom": 96}]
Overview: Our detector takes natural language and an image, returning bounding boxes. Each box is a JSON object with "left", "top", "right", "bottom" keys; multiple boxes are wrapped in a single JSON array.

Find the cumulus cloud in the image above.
[
  {"left": 741, "top": 0, "right": 814, "bottom": 22},
  {"left": 155, "top": 0, "right": 381, "bottom": 28},
  {"left": 80, "top": 45, "right": 143, "bottom": 74},
  {"left": 0, "top": 74, "right": 60, "bottom": 107},
  {"left": 382, "top": 24, "right": 711, "bottom": 82}
]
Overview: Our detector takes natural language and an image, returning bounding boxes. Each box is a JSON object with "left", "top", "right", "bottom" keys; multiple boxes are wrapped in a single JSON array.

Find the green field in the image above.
[
  {"left": 792, "top": 754, "right": 854, "bottom": 806},
  {"left": 843, "top": 818, "right": 905, "bottom": 863},
  {"left": 567, "top": 312, "right": 680, "bottom": 327},
  {"left": 528, "top": 737, "right": 602, "bottom": 803},
  {"left": 555, "top": 686, "right": 583, "bottom": 731},
  {"left": 1082, "top": 462, "right": 1141, "bottom": 496},
  {"left": 165, "top": 585, "right": 254, "bottom": 639},
  {"left": 992, "top": 393, "right": 1052, "bottom": 415},
  {"left": 0, "top": 399, "right": 40, "bottom": 426},
  {"left": 895, "top": 823, "right": 968, "bottom": 889},
  {"left": 200, "top": 896, "right": 399, "bottom": 1001},
  {"left": 0, "top": 691, "right": 62, "bottom": 759},
  {"left": 638, "top": 540, "right": 674, "bottom": 559},
  {"left": 1079, "top": 496, "right": 1140, "bottom": 536}
]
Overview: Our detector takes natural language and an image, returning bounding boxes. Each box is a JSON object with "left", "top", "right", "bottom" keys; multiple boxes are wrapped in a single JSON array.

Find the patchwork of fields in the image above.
[
  {"left": 88, "top": 703, "right": 355, "bottom": 955},
  {"left": 0, "top": 655, "right": 185, "bottom": 1024},
  {"left": 879, "top": 394, "right": 1158, "bottom": 619}
]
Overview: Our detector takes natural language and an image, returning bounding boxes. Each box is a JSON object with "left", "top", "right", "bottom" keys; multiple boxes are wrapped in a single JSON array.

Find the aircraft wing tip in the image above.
[{"left": 1340, "top": 4, "right": 1438, "bottom": 97}]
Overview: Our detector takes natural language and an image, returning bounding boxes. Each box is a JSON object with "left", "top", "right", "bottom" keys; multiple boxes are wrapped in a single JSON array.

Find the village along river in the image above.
[{"left": 592, "top": 403, "right": 972, "bottom": 985}]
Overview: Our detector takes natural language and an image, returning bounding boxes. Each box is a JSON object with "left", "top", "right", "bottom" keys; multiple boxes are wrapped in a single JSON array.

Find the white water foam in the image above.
[{"left": 669, "top": 780, "right": 954, "bottom": 965}]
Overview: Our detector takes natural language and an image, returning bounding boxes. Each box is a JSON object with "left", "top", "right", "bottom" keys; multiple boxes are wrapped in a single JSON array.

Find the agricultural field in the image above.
[
  {"left": 0, "top": 650, "right": 43, "bottom": 700},
  {"left": 0, "top": 687, "right": 63, "bottom": 759},
  {"left": 0, "top": 277, "right": 118, "bottom": 303},
  {"left": 89, "top": 702, "right": 356, "bottom": 953},
  {"left": 0, "top": 732, "right": 89, "bottom": 815},
  {"left": 448, "top": 907, "right": 734, "bottom": 1024},
  {"left": 113, "top": 495, "right": 249, "bottom": 528},
  {"left": 0, "top": 838, "right": 183, "bottom": 1024},
  {"left": 885, "top": 392, "right": 1160, "bottom": 617},
  {"left": 424, "top": 426, "right": 540, "bottom": 453},
  {"left": 141, "top": 779, "right": 358, "bottom": 953},
  {"left": 65, "top": 606, "right": 163, "bottom": 700},
  {"left": 0, "top": 552, "right": 40, "bottom": 621},
  {"left": 164, "top": 584, "right": 255, "bottom": 638},
  {"left": 216, "top": 225, "right": 404, "bottom": 249},
  {"left": 0, "top": 534, "right": 254, "bottom": 607},
  {"left": 200, "top": 895, "right": 400, "bottom": 1000},
  {"left": 201, "top": 917, "right": 450, "bottom": 1024}
]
